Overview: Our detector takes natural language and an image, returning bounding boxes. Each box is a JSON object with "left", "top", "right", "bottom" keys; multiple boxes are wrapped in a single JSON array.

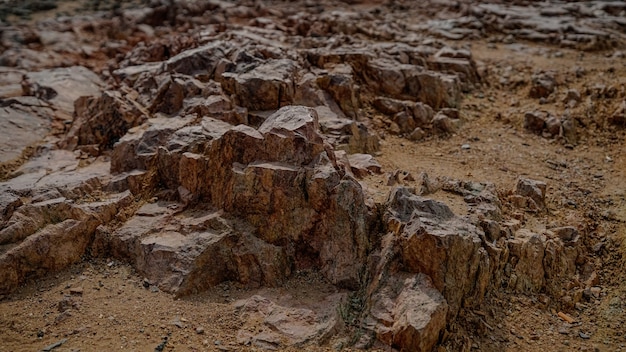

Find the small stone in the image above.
[
  {"left": 214, "top": 340, "right": 221, "bottom": 345},
  {"left": 196, "top": 327, "right": 205, "bottom": 335},
  {"left": 579, "top": 331, "right": 591, "bottom": 339},
  {"left": 69, "top": 287, "right": 83, "bottom": 295},
  {"left": 461, "top": 144, "right": 471, "bottom": 150}
]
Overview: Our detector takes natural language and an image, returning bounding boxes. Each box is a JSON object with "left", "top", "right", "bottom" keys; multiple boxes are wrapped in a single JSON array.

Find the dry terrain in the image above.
[{"left": 1, "top": 1, "right": 626, "bottom": 352}]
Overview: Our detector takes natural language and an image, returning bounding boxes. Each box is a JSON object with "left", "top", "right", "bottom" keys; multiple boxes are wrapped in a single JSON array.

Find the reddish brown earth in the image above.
[{"left": 1, "top": 1, "right": 626, "bottom": 352}]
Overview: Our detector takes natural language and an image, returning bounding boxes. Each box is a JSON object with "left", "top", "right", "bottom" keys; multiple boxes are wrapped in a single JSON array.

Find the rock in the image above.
[
  {"left": 432, "top": 112, "right": 457, "bottom": 134},
  {"left": 515, "top": 178, "right": 547, "bottom": 211},
  {"left": 69, "top": 287, "right": 84, "bottom": 295},
  {"left": 545, "top": 115, "right": 561, "bottom": 136},
  {"left": 384, "top": 187, "right": 489, "bottom": 316},
  {"left": 551, "top": 227, "right": 579, "bottom": 243},
  {"left": 347, "top": 153, "right": 382, "bottom": 178},
  {"left": 104, "top": 106, "right": 371, "bottom": 290},
  {"left": 221, "top": 59, "right": 298, "bottom": 111},
  {"left": 63, "top": 90, "right": 149, "bottom": 150},
  {"left": 563, "top": 89, "right": 581, "bottom": 106},
  {"left": 367, "top": 273, "right": 448, "bottom": 352},
  {"left": 317, "top": 65, "right": 360, "bottom": 119},
  {"left": 41, "top": 338, "right": 68, "bottom": 352},
  {"left": 0, "top": 98, "right": 53, "bottom": 166},
  {"left": 524, "top": 111, "right": 547, "bottom": 134},
  {"left": 408, "top": 128, "right": 426, "bottom": 141},
  {"left": 160, "top": 41, "right": 233, "bottom": 77},
  {"left": 529, "top": 72, "right": 556, "bottom": 99},
  {"left": 22, "top": 66, "right": 104, "bottom": 121},
  {"left": 235, "top": 294, "right": 343, "bottom": 347},
  {"left": 507, "top": 229, "right": 547, "bottom": 292}
]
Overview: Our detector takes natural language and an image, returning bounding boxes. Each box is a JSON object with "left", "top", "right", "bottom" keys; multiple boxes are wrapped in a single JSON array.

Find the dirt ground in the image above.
[{"left": 1, "top": 2, "right": 626, "bottom": 352}]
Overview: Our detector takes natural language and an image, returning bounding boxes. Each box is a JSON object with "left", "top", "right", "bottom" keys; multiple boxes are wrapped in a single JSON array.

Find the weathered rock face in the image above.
[
  {"left": 62, "top": 90, "right": 149, "bottom": 151},
  {"left": 107, "top": 106, "right": 370, "bottom": 290},
  {"left": 22, "top": 66, "right": 104, "bottom": 121},
  {"left": 384, "top": 187, "right": 489, "bottom": 317},
  {"left": 366, "top": 273, "right": 448, "bottom": 352},
  {"left": 235, "top": 293, "right": 344, "bottom": 349}
]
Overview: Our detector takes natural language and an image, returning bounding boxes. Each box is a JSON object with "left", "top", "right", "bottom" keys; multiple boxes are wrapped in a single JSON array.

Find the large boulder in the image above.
[{"left": 108, "top": 105, "right": 371, "bottom": 289}]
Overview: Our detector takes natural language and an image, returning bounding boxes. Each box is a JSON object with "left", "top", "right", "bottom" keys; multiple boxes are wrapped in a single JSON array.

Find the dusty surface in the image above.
[{"left": 1, "top": 1, "right": 626, "bottom": 352}]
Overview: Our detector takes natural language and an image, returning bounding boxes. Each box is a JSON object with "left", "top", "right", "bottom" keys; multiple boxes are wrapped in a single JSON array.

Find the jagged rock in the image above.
[
  {"left": 63, "top": 90, "right": 149, "bottom": 150},
  {"left": 347, "top": 153, "right": 382, "bottom": 178},
  {"left": 160, "top": 41, "right": 233, "bottom": 77},
  {"left": 0, "top": 191, "right": 133, "bottom": 294},
  {"left": 506, "top": 229, "right": 546, "bottom": 292},
  {"left": 515, "top": 178, "right": 547, "bottom": 211},
  {"left": 221, "top": 59, "right": 298, "bottom": 111},
  {"left": 529, "top": 72, "right": 556, "bottom": 99},
  {"left": 430, "top": 47, "right": 480, "bottom": 89},
  {"left": 365, "top": 59, "right": 462, "bottom": 109},
  {"left": 384, "top": 187, "right": 489, "bottom": 316},
  {"left": 523, "top": 111, "right": 547, "bottom": 134},
  {"left": 108, "top": 106, "right": 370, "bottom": 289},
  {"left": 22, "top": 66, "right": 104, "bottom": 120},
  {"left": 367, "top": 273, "right": 448, "bottom": 352},
  {"left": 316, "top": 64, "right": 360, "bottom": 119},
  {"left": 93, "top": 204, "right": 291, "bottom": 294}
]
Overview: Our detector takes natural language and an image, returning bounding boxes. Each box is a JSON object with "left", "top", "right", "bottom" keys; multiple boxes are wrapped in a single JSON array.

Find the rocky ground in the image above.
[{"left": 1, "top": 0, "right": 626, "bottom": 351}]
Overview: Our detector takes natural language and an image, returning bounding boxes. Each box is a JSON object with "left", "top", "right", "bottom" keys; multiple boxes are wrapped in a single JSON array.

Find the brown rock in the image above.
[
  {"left": 22, "top": 66, "right": 104, "bottom": 121},
  {"left": 515, "top": 178, "right": 547, "bottom": 210},
  {"left": 63, "top": 91, "right": 148, "bottom": 150},
  {"left": 385, "top": 187, "right": 489, "bottom": 316},
  {"left": 524, "top": 111, "right": 547, "bottom": 134},
  {"left": 529, "top": 72, "right": 556, "bottom": 99},
  {"left": 221, "top": 59, "right": 298, "bottom": 111},
  {"left": 368, "top": 273, "right": 448, "bottom": 352},
  {"left": 347, "top": 153, "right": 382, "bottom": 178}
]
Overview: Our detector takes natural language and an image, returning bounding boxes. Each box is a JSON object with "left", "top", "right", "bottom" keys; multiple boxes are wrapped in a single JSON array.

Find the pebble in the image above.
[
  {"left": 196, "top": 327, "right": 205, "bottom": 334},
  {"left": 461, "top": 144, "right": 471, "bottom": 150},
  {"left": 69, "top": 287, "right": 83, "bottom": 295},
  {"left": 579, "top": 331, "right": 591, "bottom": 339}
]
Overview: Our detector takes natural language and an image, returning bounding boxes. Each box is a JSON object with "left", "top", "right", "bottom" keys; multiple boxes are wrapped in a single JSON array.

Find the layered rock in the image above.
[{"left": 107, "top": 106, "right": 370, "bottom": 290}]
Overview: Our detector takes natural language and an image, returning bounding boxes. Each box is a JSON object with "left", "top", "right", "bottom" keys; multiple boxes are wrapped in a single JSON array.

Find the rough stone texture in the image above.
[
  {"left": 515, "top": 178, "right": 547, "bottom": 211},
  {"left": 221, "top": 59, "right": 298, "bottom": 111},
  {"left": 0, "top": 98, "right": 53, "bottom": 164},
  {"left": 235, "top": 293, "right": 343, "bottom": 349},
  {"left": 22, "top": 66, "right": 104, "bottom": 120},
  {"left": 367, "top": 273, "right": 448, "bottom": 352},
  {"left": 62, "top": 90, "right": 149, "bottom": 150},
  {"left": 108, "top": 105, "right": 370, "bottom": 289},
  {"left": 384, "top": 187, "right": 489, "bottom": 316},
  {"left": 0, "top": 1, "right": 611, "bottom": 350}
]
